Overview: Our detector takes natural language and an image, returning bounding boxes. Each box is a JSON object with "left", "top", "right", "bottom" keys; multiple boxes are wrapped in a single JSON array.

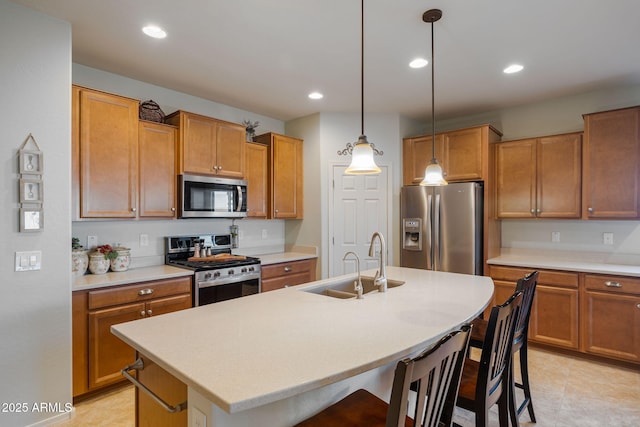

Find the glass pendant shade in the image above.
[
  {"left": 420, "top": 159, "right": 448, "bottom": 186},
  {"left": 345, "top": 135, "right": 381, "bottom": 175}
]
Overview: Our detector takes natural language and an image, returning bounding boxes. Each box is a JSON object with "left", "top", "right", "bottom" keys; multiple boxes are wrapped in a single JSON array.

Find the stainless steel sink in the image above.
[{"left": 303, "top": 276, "right": 405, "bottom": 298}]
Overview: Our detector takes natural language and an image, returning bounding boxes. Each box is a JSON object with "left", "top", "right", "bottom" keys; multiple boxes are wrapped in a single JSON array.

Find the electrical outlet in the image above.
[
  {"left": 551, "top": 231, "right": 560, "bottom": 243},
  {"left": 603, "top": 232, "right": 614, "bottom": 245},
  {"left": 193, "top": 408, "right": 207, "bottom": 427},
  {"left": 87, "top": 235, "right": 98, "bottom": 249},
  {"left": 139, "top": 234, "right": 149, "bottom": 247},
  {"left": 261, "top": 229, "right": 268, "bottom": 239}
]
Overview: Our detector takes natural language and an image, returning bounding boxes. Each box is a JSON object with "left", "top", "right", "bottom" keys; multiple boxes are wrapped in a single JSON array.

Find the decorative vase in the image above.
[
  {"left": 110, "top": 247, "right": 131, "bottom": 272},
  {"left": 89, "top": 253, "right": 110, "bottom": 275},
  {"left": 72, "top": 249, "right": 89, "bottom": 277}
]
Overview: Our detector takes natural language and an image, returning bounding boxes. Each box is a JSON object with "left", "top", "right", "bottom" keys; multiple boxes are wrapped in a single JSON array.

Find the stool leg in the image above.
[{"left": 519, "top": 342, "right": 536, "bottom": 423}]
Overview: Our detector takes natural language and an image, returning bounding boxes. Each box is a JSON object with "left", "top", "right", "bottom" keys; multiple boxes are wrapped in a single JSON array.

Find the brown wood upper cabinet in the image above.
[
  {"left": 73, "top": 85, "right": 139, "bottom": 218},
  {"left": 402, "top": 125, "right": 501, "bottom": 185},
  {"left": 138, "top": 121, "right": 178, "bottom": 218},
  {"left": 245, "top": 142, "right": 269, "bottom": 218},
  {"left": 496, "top": 132, "right": 582, "bottom": 218},
  {"left": 165, "top": 110, "right": 245, "bottom": 178},
  {"left": 583, "top": 106, "right": 640, "bottom": 219},
  {"left": 254, "top": 132, "right": 304, "bottom": 219}
]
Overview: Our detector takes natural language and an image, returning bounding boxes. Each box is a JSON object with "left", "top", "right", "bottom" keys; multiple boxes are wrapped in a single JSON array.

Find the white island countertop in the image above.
[{"left": 111, "top": 266, "right": 493, "bottom": 418}]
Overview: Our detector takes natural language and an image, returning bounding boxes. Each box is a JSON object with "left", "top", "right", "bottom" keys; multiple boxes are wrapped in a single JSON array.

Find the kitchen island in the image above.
[{"left": 111, "top": 266, "right": 494, "bottom": 426}]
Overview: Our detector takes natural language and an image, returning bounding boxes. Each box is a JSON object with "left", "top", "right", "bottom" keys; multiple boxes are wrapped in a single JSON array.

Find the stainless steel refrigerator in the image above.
[{"left": 400, "top": 182, "right": 483, "bottom": 275}]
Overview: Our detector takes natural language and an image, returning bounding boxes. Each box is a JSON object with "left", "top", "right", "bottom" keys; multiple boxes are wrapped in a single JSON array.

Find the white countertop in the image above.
[
  {"left": 111, "top": 266, "right": 493, "bottom": 414},
  {"left": 73, "top": 265, "right": 193, "bottom": 291},
  {"left": 488, "top": 248, "right": 640, "bottom": 277}
]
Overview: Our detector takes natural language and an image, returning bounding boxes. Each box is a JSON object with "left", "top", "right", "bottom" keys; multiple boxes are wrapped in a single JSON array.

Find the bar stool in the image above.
[
  {"left": 469, "top": 271, "right": 539, "bottom": 425},
  {"left": 453, "top": 290, "right": 523, "bottom": 427},
  {"left": 295, "top": 325, "right": 472, "bottom": 427}
]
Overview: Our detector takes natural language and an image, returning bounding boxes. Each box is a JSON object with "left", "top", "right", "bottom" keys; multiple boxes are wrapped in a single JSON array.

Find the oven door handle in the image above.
[
  {"left": 121, "top": 358, "right": 187, "bottom": 413},
  {"left": 236, "top": 186, "right": 243, "bottom": 212}
]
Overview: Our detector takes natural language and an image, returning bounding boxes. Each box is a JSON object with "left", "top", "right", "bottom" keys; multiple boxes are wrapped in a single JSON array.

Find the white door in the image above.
[{"left": 329, "top": 165, "right": 388, "bottom": 277}]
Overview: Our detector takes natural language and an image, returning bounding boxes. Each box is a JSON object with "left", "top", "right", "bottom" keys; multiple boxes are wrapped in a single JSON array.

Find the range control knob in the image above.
[
  {"left": 213, "top": 271, "right": 221, "bottom": 278},
  {"left": 248, "top": 266, "right": 255, "bottom": 272},
  {"left": 228, "top": 269, "right": 235, "bottom": 275},
  {"left": 204, "top": 272, "right": 212, "bottom": 280},
  {"left": 241, "top": 267, "right": 248, "bottom": 273}
]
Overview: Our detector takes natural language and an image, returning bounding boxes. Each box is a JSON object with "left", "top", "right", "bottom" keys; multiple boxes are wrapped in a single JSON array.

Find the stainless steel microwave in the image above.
[{"left": 178, "top": 174, "right": 247, "bottom": 218}]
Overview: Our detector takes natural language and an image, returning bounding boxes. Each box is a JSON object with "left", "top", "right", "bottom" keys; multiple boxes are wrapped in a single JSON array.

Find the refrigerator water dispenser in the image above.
[{"left": 402, "top": 218, "right": 422, "bottom": 251}]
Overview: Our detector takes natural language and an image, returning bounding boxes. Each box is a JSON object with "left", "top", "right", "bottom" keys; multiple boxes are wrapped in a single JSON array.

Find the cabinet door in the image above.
[
  {"left": 443, "top": 127, "right": 484, "bottom": 181},
  {"left": 139, "top": 121, "right": 177, "bottom": 218},
  {"left": 79, "top": 88, "right": 139, "bottom": 218},
  {"left": 402, "top": 134, "right": 444, "bottom": 185},
  {"left": 537, "top": 133, "right": 582, "bottom": 218},
  {"left": 88, "top": 302, "right": 144, "bottom": 389},
  {"left": 137, "top": 355, "right": 187, "bottom": 427},
  {"left": 496, "top": 139, "right": 537, "bottom": 218},
  {"left": 583, "top": 107, "right": 640, "bottom": 218},
  {"left": 182, "top": 113, "right": 217, "bottom": 175},
  {"left": 529, "top": 285, "right": 579, "bottom": 349},
  {"left": 215, "top": 121, "right": 245, "bottom": 178},
  {"left": 245, "top": 142, "right": 268, "bottom": 218},
  {"left": 146, "top": 294, "right": 192, "bottom": 317},
  {"left": 272, "top": 134, "right": 303, "bottom": 218}
]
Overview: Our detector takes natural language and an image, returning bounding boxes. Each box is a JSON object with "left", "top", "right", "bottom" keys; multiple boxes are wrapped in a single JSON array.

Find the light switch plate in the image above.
[
  {"left": 551, "top": 231, "right": 560, "bottom": 243},
  {"left": 87, "top": 235, "right": 98, "bottom": 250},
  {"left": 15, "top": 251, "right": 41, "bottom": 271},
  {"left": 603, "top": 232, "right": 614, "bottom": 245}
]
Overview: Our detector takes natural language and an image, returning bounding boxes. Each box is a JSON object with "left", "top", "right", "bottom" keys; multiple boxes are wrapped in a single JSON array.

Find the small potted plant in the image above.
[
  {"left": 89, "top": 244, "right": 117, "bottom": 274},
  {"left": 242, "top": 120, "right": 259, "bottom": 142},
  {"left": 72, "top": 237, "right": 88, "bottom": 277}
]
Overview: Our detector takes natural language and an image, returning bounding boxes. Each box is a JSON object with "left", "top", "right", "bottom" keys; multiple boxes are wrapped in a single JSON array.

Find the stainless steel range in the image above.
[{"left": 165, "top": 234, "right": 261, "bottom": 306}]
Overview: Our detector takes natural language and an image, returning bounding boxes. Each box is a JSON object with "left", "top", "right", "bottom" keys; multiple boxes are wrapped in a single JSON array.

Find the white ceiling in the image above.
[{"left": 11, "top": 0, "right": 640, "bottom": 122}]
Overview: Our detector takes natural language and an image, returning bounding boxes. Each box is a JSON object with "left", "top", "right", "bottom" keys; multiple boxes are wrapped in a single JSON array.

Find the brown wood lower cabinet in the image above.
[
  {"left": 261, "top": 258, "right": 317, "bottom": 292},
  {"left": 582, "top": 274, "right": 640, "bottom": 363},
  {"left": 489, "top": 265, "right": 640, "bottom": 364},
  {"left": 136, "top": 354, "right": 187, "bottom": 427},
  {"left": 73, "top": 276, "right": 192, "bottom": 399}
]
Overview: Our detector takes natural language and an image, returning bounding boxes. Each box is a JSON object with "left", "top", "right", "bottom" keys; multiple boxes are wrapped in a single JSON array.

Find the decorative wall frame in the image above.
[
  {"left": 19, "top": 178, "right": 43, "bottom": 204},
  {"left": 20, "top": 206, "right": 44, "bottom": 232},
  {"left": 17, "top": 133, "right": 44, "bottom": 233},
  {"left": 19, "top": 150, "right": 43, "bottom": 175}
]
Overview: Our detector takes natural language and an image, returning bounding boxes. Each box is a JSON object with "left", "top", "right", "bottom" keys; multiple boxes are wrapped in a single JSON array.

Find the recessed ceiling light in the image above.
[
  {"left": 409, "top": 58, "right": 428, "bottom": 69},
  {"left": 142, "top": 25, "right": 167, "bottom": 39},
  {"left": 504, "top": 64, "right": 524, "bottom": 74},
  {"left": 308, "top": 92, "right": 323, "bottom": 100}
]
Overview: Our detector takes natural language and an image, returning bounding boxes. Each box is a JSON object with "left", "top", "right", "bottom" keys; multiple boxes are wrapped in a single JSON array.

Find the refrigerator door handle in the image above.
[
  {"left": 426, "top": 193, "right": 433, "bottom": 270},
  {"left": 434, "top": 193, "right": 441, "bottom": 271}
]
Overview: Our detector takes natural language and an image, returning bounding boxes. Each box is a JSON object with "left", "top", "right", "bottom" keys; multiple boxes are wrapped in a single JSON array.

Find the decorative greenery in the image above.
[
  {"left": 242, "top": 119, "right": 260, "bottom": 133},
  {"left": 94, "top": 244, "right": 118, "bottom": 260},
  {"left": 72, "top": 237, "right": 83, "bottom": 250}
]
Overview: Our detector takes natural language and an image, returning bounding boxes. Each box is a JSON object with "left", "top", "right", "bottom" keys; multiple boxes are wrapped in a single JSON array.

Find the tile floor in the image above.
[{"left": 55, "top": 347, "right": 640, "bottom": 427}]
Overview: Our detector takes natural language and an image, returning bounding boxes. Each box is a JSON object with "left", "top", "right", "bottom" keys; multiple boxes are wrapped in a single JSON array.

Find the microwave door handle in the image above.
[{"left": 236, "top": 186, "right": 243, "bottom": 212}]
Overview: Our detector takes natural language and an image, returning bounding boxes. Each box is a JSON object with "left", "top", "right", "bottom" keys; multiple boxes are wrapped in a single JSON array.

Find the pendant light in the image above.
[
  {"left": 420, "top": 9, "right": 447, "bottom": 186},
  {"left": 342, "top": 0, "right": 382, "bottom": 175}
]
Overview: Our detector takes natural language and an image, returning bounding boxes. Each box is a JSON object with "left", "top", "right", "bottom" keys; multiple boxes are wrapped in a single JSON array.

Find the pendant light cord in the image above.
[
  {"left": 430, "top": 18, "right": 436, "bottom": 161},
  {"left": 361, "top": 0, "right": 365, "bottom": 136}
]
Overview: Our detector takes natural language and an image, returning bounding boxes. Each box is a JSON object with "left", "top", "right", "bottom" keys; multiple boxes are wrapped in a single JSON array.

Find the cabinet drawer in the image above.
[
  {"left": 261, "top": 259, "right": 315, "bottom": 280},
  {"left": 262, "top": 272, "right": 311, "bottom": 292},
  {"left": 489, "top": 265, "right": 578, "bottom": 288},
  {"left": 584, "top": 274, "right": 640, "bottom": 295},
  {"left": 88, "top": 277, "right": 192, "bottom": 310}
]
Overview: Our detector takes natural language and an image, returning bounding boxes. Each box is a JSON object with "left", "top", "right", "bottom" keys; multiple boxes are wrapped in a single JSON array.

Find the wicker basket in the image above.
[{"left": 139, "top": 100, "right": 165, "bottom": 123}]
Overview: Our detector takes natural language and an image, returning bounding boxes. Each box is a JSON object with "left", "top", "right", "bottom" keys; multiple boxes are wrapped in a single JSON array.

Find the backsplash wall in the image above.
[
  {"left": 72, "top": 219, "right": 285, "bottom": 268},
  {"left": 501, "top": 219, "right": 640, "bottom": 264}
]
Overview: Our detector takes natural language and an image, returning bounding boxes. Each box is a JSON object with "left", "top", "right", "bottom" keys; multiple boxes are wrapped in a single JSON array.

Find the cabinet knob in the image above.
[
  {"left": 604, "top": 281, "right": 622, "bottom": 288},
  {"left": 536, "top": 208, "right": 541, "bottom": 213},
  {"left": 530, "top": 209, "right": 535, "bottom": 214},
  {"left": 171, "top": 207, "right": 176, "bottom": 212},
  {"left": 140, "top": 311, "right": 146, "bottom": 317},
  {"left": 588, "top": 207, "right": 594, "bottom": 213},
  {"left": 132, "top": 207, "right": 137, "bottom": 212},
  {"left": 138, "top": 288, "right": 154, "bottom": 296},
  {"left": 637, "top": 303, "right": 640, "bottom": 309},
  {"left": 284, "top": 267, "right": 292, "bottom": 272},
  {"left": 147, "top": 310, "right": 152, "bottom": 316}
]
